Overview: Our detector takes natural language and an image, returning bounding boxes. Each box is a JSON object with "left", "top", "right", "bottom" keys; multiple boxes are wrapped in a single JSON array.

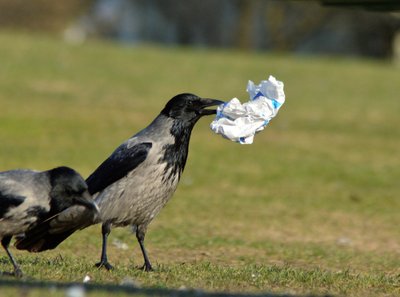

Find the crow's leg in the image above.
[
  {"left": 136, "top": 226, "right": 153, "bottom": 271},
  {"left": 95, "top": 222, "right": 113, "bottom": 270},
  {"left": 1, "top": 236, "right": 23, "bottom": 277}
]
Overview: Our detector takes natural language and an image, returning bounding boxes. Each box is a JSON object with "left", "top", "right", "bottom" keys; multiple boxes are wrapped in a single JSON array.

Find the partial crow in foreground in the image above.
[
  {"left": 0, "top": 166, "right": 97, "bottom": 277},
  {"left": 16, "top": 93, "right": 224, "bottom": 271}
]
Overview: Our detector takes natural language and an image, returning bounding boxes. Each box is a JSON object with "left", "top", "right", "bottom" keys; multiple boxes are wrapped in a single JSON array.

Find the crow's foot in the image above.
[
  {"left": 14, "top": 268, "right": 23, "bottom": 278},
  {"left": 139, "top": 263, "right": 153, "bottom": 272},
  {"left": 0, "top": 269, "right": 23, "bottom": 278},
  {"left": 95, "top": 261, "right": 113, "bottom": 271}
]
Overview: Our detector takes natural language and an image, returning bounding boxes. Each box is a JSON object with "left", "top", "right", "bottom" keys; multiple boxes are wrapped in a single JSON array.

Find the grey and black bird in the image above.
[
  {"left": 16, "top": 93, "right": 224, "bottom": 271},
  {"left": 0, "top": 166, "right": 97, "bottom": 277}
]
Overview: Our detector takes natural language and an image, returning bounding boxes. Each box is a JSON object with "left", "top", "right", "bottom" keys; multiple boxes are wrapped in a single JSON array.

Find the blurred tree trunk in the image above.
[{"left": 236, "top": 0, "right": 259, "bottom": 49}]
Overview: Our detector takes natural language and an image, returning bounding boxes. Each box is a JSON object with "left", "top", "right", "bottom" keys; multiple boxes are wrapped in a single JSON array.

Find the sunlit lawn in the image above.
[{"left": 0, "top": 31, "right": 399, "bottom": 296}]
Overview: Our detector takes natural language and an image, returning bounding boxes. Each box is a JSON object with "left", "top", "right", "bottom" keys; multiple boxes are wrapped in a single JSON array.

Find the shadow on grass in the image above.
[{"left": 0, "top": 278, "right": 332, "bottom": 297}]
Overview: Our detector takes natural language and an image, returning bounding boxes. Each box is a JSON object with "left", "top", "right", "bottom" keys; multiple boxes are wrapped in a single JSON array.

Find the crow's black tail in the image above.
[
  {"left": 14, "top": 221, "right": 76, "bottom": 252},
  {"left": 15, "top": 206, "right": 97, "bottom": 252}
]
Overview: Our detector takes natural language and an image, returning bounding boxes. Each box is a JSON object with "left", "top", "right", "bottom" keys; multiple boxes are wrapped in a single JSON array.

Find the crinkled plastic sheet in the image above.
[{"left": 210, "top": 75, "right": 285, "bottom": 144}]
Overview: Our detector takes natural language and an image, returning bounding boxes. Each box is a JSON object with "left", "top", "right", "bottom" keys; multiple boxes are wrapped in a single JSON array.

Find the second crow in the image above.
[{"left": 0, "top": 166, "right": 97, "bottom": 277}]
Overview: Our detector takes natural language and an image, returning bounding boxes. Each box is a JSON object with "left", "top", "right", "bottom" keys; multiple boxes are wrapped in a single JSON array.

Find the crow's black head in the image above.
[
  {"left": 158, "top": 94, "right": 224, "bottom": 181},
  {"left": 161, "top": 93, "right": 224, "bottom": 124},
  {"left": 49, "top": 166, "right": 98, "bottom": 213}
]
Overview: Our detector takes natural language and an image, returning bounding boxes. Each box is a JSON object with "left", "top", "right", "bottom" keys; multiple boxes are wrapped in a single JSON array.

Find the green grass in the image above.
[{"left": 0, "top": 31, "right": 400, "bottom": 296}]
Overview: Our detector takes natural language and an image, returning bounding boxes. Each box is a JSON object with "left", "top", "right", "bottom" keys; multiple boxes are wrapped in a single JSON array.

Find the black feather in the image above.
[
  {"left": 86, "top": 142, "right": 152, "bottom": 195},
  {"left": 15, "top": 219, "right": 75, "bottom": 252},
  {"left": 160, "top": 120, "right": 192, "bottom": 182},
  {"left": 0, "top": 193, "right": 25, "bottom": 218},
  {"left": 25, "top": 206, "right": 47, "bottom": 220}
]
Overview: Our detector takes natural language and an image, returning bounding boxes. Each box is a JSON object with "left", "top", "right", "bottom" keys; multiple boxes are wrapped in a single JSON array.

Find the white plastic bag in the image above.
[{"left": 210, "top": 75, "right": 285, "bottom": 144}]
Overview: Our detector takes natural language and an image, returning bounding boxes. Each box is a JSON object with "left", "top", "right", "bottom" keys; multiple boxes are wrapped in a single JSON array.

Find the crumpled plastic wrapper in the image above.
[{"left": 210, "top": 75, "right": 285, "bottom": 144}]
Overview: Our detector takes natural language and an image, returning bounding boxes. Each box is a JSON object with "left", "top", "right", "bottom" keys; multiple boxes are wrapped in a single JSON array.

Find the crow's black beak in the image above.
[
  {"left": 75, "top": 191, "right": 100, "bottom": 214},
  {"left": 198, "top": 98, "right": 225, "bottom": 116}
]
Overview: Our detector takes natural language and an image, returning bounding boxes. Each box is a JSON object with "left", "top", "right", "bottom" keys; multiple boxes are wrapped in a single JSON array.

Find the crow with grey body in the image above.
[
  {"left": 0, "top": 166, "right": 97, "bottom": 277},
  {"left": 16, "top": 93, "right": 224, "bottom": 271}
]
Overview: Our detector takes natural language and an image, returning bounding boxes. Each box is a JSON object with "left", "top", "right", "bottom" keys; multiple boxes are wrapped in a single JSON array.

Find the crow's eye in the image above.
[{"left": 186, "top": 102, "right": 196, "bottom": 111}]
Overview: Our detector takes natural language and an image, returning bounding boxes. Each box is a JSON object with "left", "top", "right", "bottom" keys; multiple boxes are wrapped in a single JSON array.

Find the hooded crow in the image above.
[
  {"left": 16, "top": 93, "right": 224, "bottom": 271},
  {"left": 0, "top": 166, "right": 97, "bottom": 277}
]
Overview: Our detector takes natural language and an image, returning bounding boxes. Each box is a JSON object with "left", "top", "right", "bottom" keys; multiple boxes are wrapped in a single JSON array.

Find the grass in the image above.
[{"left": 0, "top": 31, "right": 400, "bottom": 296}]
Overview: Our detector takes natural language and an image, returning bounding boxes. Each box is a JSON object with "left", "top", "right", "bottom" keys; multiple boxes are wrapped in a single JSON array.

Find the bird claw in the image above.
[
  {"left": 140, "top": 263, "right": 153, "bottom": 272},
  {"left": 0, "top": 269, "right": 23, "bottom": 278},
  {"left": 14, "top": 268, "right": 23, "bottom": 278},
  {"left": 95, "top": 261, "right": 114, "bottom": 271}
]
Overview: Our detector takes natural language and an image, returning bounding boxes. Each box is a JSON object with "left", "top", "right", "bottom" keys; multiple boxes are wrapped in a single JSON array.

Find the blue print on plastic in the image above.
[
  {"left": 272, "top": 99, "right": 281, "bottom": 109},
  {"left": 253, "top": 91, "right": 264, "bottom": 100},
  {"left": 216, "top": 102, "right": 229, "bottom": 118}
]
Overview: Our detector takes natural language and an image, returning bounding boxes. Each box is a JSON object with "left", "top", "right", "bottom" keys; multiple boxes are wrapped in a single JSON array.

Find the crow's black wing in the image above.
[
  {"left": 0, "top": 191, "right": 25, "bottom": 218},
  {"left": 15, "top": 206, "right": 95, "bottom": 252},
  {"left": 86, "top": 142, "right": 152, "bottom": 195}
]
